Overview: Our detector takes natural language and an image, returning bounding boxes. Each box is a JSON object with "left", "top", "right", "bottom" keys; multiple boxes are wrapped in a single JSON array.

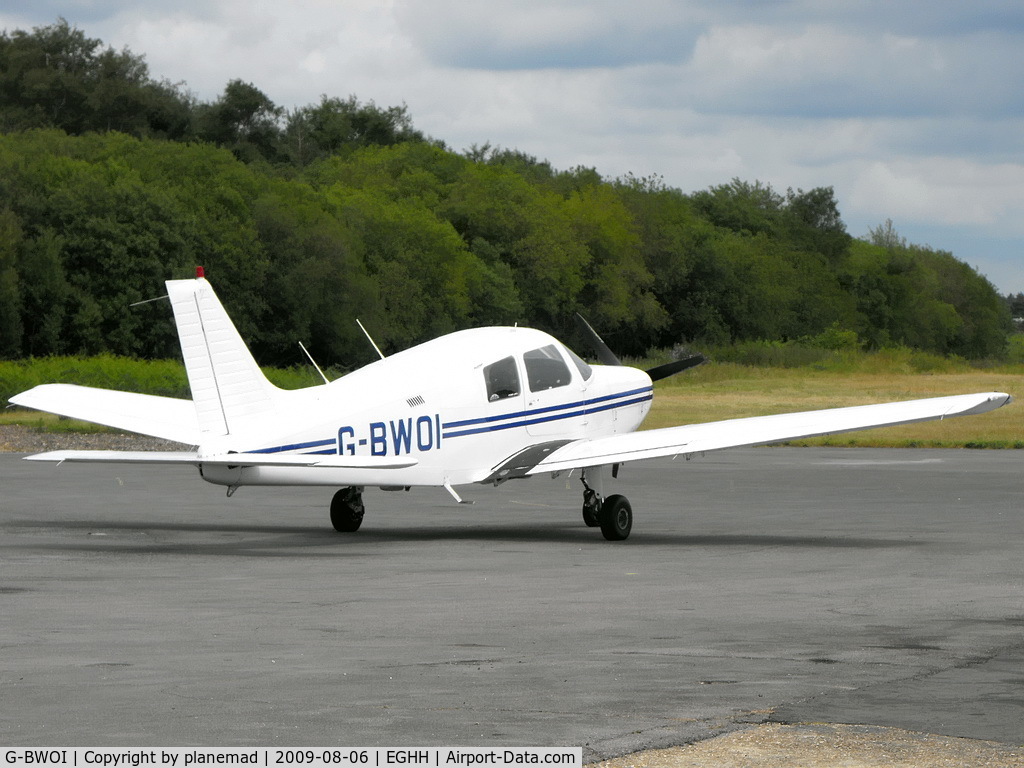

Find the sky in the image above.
[{"left": 2, "top": 1, "right": 1023, "bottom": 294}]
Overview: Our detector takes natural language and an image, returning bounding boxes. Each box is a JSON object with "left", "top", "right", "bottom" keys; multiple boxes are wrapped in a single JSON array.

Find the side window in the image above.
[
  {"left": 484, "top": 356, "right": 520, "bottom": 401},
  {"left": 524, "top": 345, "right": 572, "bottom": 392}
]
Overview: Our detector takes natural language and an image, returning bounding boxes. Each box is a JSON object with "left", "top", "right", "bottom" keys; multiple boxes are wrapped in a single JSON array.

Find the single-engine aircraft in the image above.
[{"left": 9, "top": 270, "right": 1012, "bottom": 540}]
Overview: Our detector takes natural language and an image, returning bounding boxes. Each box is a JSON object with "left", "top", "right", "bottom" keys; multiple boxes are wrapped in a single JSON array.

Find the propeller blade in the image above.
[
  {"left": 645, "top": 354, "right": 706, "bottom": 382},
  {"left": 574, "top": 313, "right": 621, "bottom": 366}
]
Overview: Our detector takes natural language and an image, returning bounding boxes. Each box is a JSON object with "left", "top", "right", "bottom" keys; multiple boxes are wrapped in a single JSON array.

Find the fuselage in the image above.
[{"left": 198, "top": 326, "right": 653, "bottom": 489}]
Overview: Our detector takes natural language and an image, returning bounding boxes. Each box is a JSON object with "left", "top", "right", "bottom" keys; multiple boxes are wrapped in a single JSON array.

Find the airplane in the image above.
[{"left": 8, "top": 269, "right": 1012, "bottom": 541}]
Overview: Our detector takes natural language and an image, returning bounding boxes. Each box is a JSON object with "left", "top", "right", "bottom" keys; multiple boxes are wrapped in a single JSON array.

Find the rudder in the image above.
[{"left": 166, "top": 274, "right": 279, "bottom": 437}]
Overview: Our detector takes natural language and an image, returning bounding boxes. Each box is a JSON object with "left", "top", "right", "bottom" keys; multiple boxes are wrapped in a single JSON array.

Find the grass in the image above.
[
  {"left": 645, "top": 364, "right": 1023, "bottom": 448},
  {"left": 0, "top": 410, "right": 121, "bottom": 434},
  {"left": 2, "top": 353, "right": 1021, "bottom": 447},
  {"left": 0, "top": 355, "right": 327, "bottom": 435}
]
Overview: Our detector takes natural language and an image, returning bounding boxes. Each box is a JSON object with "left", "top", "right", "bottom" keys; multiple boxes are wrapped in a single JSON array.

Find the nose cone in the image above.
[
  {"left": 590, "top": 363, "right": 655, "bottom": 430},
  {"left": 601, "top": 363, "right": 654, "bottom": 392}
]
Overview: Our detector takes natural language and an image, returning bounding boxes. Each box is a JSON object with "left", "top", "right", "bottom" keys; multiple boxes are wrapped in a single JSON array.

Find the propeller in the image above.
[
  {"left": 574, "top": 313, "right": 621, "bottom": 366},
  {"left": 574, "top": 313, "right": 706, "bottom": 382},
  {"left": 645, "top": 354, "right": 706, "bottom": 382}
]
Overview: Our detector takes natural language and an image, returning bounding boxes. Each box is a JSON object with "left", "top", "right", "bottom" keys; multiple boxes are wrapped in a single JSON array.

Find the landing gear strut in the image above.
[
  {"left": 330, "top": 486, "right": 365, "bottom": 532},
  {"left": 581, "top": 486, "right": 601, "bottom": 527}
]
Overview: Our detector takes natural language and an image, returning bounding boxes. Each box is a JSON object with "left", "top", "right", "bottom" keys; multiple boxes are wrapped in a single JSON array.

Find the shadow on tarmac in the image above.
[{"left": 4, "top": 516, "right": 927, "bottom": 556}]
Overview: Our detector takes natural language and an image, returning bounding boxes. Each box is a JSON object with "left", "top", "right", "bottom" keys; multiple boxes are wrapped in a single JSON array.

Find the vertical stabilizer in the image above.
[{"left": 166, "top": 276, "right": 279, "bottom": 437}]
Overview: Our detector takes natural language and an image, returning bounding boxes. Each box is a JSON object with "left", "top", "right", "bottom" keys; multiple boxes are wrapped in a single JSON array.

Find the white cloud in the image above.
[
  {"left": 849, "top": 159, "right": 1024, "bottom": 231},
  {"left": 394, "top": 0, "right": 706, "bottom": 69}
]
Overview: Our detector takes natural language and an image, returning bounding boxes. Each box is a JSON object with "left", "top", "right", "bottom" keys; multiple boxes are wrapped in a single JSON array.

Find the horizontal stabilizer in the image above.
[
  {"left": 9, "top": 384, "right": 199, "bottom": 445},
  {"left": 23, "top": 450, "right": 202, "bottom": 464},
  {"left": 23, "top": 449, "right": 418, "bottom": 470},
  {"left": 197, "top": 453, "right": 419, "bottom": 469},
  {"left": 527, "top": 391, "right": 1013, "bottom": 474}
]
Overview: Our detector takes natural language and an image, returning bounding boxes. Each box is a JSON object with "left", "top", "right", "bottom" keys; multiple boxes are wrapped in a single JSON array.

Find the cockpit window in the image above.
[
  {"left": 484, "top": 356, "right": 520, "bottom": 401},
  {"left": 524, "top": 345, "right": 572, "bottom": 392},
  {"left": 564, "top": 345, "right": 593, "bottom": 381}
]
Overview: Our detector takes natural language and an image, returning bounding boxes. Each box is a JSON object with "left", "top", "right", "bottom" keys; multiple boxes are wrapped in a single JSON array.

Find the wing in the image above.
[
  {"left": 9, "top": 384, "right": 200, "bottom": 445},
  {"left": 21, "top": 450, "right": 417, "bottom": 470},
  {"left": 520, "top": 391, "right": 1011, "bottom": 475}
]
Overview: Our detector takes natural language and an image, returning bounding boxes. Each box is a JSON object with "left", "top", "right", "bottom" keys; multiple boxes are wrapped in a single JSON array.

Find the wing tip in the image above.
[{"left": 956, "top": 392, "right": 1012, "bottom": 417}]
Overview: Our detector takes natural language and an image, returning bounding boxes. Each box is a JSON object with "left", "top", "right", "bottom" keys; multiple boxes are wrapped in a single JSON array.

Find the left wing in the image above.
[{"left": 523, "top": 391, "right": 1011, "bottom": 475}]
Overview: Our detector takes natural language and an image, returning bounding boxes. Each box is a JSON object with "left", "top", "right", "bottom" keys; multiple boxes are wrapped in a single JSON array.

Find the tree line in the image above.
[{"left": 0, "top": 20, "right": 1013, "bottom": 367}]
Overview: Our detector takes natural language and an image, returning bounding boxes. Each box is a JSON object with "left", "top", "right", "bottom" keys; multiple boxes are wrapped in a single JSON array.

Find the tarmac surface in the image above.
[{"left": 2, "top": 447, "right": 1023, "bottom": 761}]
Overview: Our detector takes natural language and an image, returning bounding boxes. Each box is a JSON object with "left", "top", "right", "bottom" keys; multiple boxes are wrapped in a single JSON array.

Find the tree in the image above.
[
  {"left": 690, "top": 178, "right": 785, "bottom": 237},
  {"left": 563, "top": 183, "right": 665, "bottom": 351},
  {"left": 441, "top": 163, "right": 590, "bottom": 329},
  {"left": 0, "top": 209, "right": 23, "bottom": 357},
  {"left": 0, "top": 19, "right": 193, "bottom": 138},
  {"left": 782, "top": 186, "right": 851, "bottom": 264},
  {"left": 866, "top": 218, "right": 907, "bottom": 250},
  {"left": 1006, "top": 293, "right": 1024, "bottom": 318},
  {"left": 249, "top": 184, "right": 374, "bottom": 365},
  {"left": 282, "top": 95, "right": 424, "bottom": 166},
  {"left": 197, "top": 79, "right": 283, "bottom": 162}
]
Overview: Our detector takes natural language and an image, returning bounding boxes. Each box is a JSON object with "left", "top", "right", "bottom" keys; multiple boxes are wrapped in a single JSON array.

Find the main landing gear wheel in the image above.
[
  {"left": 330, "top": 486, "right": 365, "bottom": 532},
  {"left": 599, "top": 494, "right": 632, "bottom": 541},
  {"left": 582, "top": 487, "right": 601, "bottom": 527}
]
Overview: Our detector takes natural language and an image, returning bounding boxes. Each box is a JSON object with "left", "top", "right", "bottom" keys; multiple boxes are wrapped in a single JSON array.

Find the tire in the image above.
[
  {"left": 599, "top": 494, "right": 632, "bottom": 541},
  {"left": 330, "top": 487, "right": 365, "bottom": 532}
]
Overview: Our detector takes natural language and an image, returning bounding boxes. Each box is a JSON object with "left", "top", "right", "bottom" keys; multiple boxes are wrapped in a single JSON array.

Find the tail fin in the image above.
[{"left": 166, "top": 275, "right": 280, "bottom": 437}]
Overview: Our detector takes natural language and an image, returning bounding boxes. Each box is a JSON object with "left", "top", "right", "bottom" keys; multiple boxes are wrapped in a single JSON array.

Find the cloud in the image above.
[
  {"left": 94, "top": 1, "right": 418, "bottom": 105},
  {"left": 848, "top": 158, "right": 1024, "bottom": 231},
  {"left": 394, "top": 0, "right": 707, "bottom": 69},
  {"left": 624, "top": 24, "right": 1024, "bottom": 120}
]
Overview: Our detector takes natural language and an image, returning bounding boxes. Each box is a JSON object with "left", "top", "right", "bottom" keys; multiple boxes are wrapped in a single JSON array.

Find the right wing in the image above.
[
  {"left": 9, "top": 384, "right": 199, "bottom": 445},
  {"left": 522, "top": 391, "right": 1012, "bottom": 475}
]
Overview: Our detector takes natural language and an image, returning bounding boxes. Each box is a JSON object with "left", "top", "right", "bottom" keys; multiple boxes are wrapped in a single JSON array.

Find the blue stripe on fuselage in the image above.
[
  {"left": 250, "top": 438, "right": 336, "bottom": 454},
  {"left": 442, "top": 386, "right": 653, "bottom": 438},
  {"left": 248, "top": 386, "right": 653, "bottom": 454}
]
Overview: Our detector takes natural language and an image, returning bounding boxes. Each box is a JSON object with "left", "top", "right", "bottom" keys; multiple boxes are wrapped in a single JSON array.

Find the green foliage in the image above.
[
  {"left": 282, "top": 96, "right": 425, "bottom": 167},
  {"left": 0, "top": 19, "right": 193, "bottom": 138},
  {"left": 195, "top": 79, "right": 283, "bottom": 163},
  {"left": 845, "top": 237, "right": 1012, "bottom": 359},
  {"left": 696, "top": 339, "right": 970, "bottom": 374},
  {"left": 0, "top": 355, "right": 336, "bottom": 406},
  {"left": 0, "top": 208, "right": 23, "bottom": 357},
  {"left": 804, "top": 323, "right": 861, "bottom": 351},
  {"left": 1006, "top": 292, "right": 1024, "bottom": 319},
  {"left": 0, "top": 20, "right": 1013, "bottom": 366},
  {"left": 702, "top": 340, "right": 837, "bottom": 369},
  {"left": 0, "top": 355, "right": 189, "bottom": 403},
  {"left": 1006, "top": 334, "right": 1024, "bottom": 364}
]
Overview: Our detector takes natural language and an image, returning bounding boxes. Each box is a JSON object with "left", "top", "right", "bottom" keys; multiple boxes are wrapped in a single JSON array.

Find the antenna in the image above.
[
  {"left": 356, "top": 318, "right": 386, "bottom": 360},
  {"left": 298, "top": 341, "right": 330, "bottom": 385},
  {"left": 128, "top": 294, "right": 169, "bottom": 307}
]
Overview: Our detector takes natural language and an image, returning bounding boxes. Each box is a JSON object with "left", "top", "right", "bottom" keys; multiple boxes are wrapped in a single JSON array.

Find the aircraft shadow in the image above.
[{"left": 4, "top": 518, "right": 926, "bottom": 557}]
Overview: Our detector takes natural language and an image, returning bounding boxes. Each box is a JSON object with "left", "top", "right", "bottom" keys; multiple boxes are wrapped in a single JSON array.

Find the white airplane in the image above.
[{"left": 9, "top": 270, "right": 1012, "bottom": 540}]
